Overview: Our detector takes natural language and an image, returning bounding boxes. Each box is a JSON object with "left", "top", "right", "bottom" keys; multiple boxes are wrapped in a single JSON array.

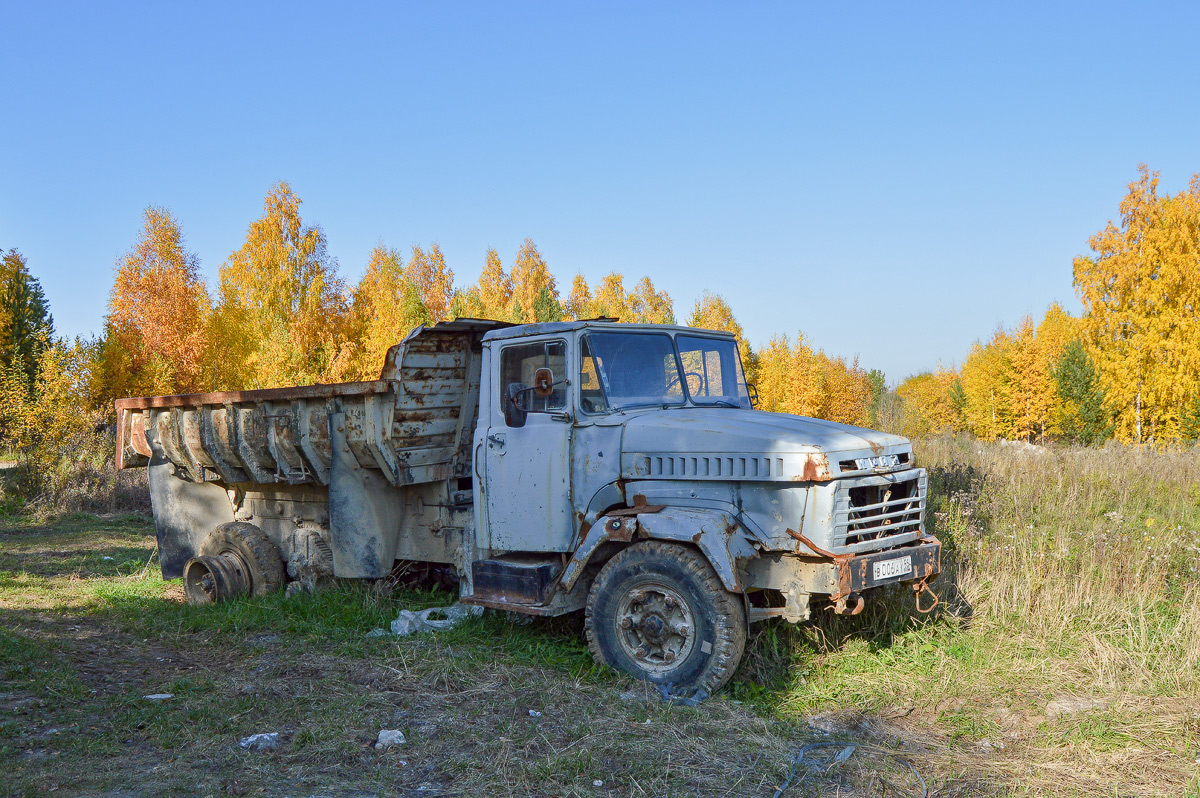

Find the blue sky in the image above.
[{"left": 3, "top": 2, "right": 1197, "bottom": 382}]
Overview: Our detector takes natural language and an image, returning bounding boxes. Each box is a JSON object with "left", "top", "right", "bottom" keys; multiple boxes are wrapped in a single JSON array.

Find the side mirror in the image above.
[
  {"left": 505, "top": 383, "right": 528, "bottom": 427},
  {"left": 747, "top": 383, "right": 760, "bottom": 408},
  {"left": 533, "top": 367, "right": 554, "bottom": 397}
]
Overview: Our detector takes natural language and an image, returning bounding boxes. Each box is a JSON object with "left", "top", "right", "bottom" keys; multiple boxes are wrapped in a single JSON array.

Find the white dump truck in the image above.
[{"left": 116, "top": 319, "right": 940, "bottom": 696}]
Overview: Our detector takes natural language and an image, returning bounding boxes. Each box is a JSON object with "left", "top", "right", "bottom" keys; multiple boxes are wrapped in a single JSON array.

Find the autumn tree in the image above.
[
  {"left": 960, "top": 329, "right": 1013, "bottom": 441},
  {"left": 1005, "top": 316, "right": 1054, "bottom": 442},
  {"left": 477, "top": 248, "right": 513, "bottom": 320},
  {"left": 895, "top": 368, "right": 961, "bottom": 438},
  {"left": 815, "top": 354, "right": 873, "bottom": 426},
  {"left": 628, "top": 277, "right": 674, "bottom": 324},
  {"left": 347, "top": 245, "right": 430, "bottom": 378},
  {"left": 755, "top": 333, "right": 820, "bottom": 416},
  {"left": 1074, "top": 165, "right": 1200, "bottom": 442},
  {"left": 405, "top": 243, "right": 454, "bottom": 323},
  {"left": 449, "top": 287, "right": 486, "bottom": 320},
  {"left": 509, "top": 239, "right": 559, "bottom": 323},
  {"left": 588, "top": 273, "right": 632, "bottom": 321},
  {"left": 99, "top": 208, "right": 209, "bottom": 399},
  {"left": 686, "top": 291, "right": 753, "bottom": 378},
  {"left": 564, "top": 274, "right": 593, "bottom": 320},
  {"left": 212, "top": 182, "right": 350, "bottom": 390},
  {"left": 0, "top": 249, "right": 54, "bottom": 387}
]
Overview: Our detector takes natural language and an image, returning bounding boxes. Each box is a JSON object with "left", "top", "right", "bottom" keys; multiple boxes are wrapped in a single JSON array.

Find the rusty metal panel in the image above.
[{"left": 113, "top": 379, "right": 391, "bottom": 413}]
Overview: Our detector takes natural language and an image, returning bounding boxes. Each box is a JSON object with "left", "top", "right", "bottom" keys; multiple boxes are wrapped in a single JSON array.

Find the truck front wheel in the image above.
[{"left": 585, "top": 541, "right": 746, "bottom": 698}]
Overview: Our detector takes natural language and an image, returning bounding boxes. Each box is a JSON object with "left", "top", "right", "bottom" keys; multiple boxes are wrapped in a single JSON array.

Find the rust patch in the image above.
[
  {"left": 795, "top": 452, "right": 831, "bottom": 482},
  {"left": 785, "top": 529, "right": 844, "bottom": 559},
  {"left": 605, "top": 517, "right": 634, "bottom": 542},
  {"left": 608, "top": 504, "right": 665, "bottom": 517},
  {"left": 114, "top": 379, "right": 391, "bottom": 412}
]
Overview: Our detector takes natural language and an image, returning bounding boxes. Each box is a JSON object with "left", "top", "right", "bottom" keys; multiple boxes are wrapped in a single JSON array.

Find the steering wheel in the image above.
[{"left": 666, "top": 371, "right": 704, "bottom": 395}]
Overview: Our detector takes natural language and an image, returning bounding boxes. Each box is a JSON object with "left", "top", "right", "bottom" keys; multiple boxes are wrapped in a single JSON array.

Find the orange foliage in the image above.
[
  {"left": 104, "top": 206, "right": 209, "bottom": 397},
  {"left": 406, "top": 244, "right": 454, "bottom": 323}
]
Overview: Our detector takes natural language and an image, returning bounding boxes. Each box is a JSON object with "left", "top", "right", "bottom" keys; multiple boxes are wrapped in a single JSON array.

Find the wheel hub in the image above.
[
  {"left": 615, "top": 583, "right": 695, "bottom": 674},
  {"left": 183, "top": 549, "right": 251, "bottom": 605}
]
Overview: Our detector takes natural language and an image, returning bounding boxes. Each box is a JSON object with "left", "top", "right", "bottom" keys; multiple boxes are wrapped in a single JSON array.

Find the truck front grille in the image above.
[{"left": 832, "top": 470, "right": 926, "bottom": 550}]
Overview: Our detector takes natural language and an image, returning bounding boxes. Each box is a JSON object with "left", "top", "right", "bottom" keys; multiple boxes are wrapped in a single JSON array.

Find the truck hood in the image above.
[{"left": 618, "top": 408, "right": 911, "bottom": 482}]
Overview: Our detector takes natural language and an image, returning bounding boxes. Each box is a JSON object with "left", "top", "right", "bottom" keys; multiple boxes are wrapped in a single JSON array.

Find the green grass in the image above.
[{"left": 3, "top": 436, "right": 1200, "bottom": 796}]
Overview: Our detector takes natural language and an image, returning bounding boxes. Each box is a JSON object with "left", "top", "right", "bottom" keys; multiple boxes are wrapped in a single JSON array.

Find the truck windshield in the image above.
[
  {"left": 579, "top": 331, "right": 751, "bottom": 412},
  {"left": 579, "top": 332, "right": 685, "bottom": 412},
  {"left": 677, "top": 335, "right": 752, "bottom": 407}
]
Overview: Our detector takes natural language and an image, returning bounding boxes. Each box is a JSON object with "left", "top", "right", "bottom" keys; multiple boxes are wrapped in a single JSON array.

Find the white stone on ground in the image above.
[
  {"left": 376, "top": 729, "right": 406, "bottom": 750},
  {"left": 239, "top": 732, "right": 280, "bottom": 751},
  {"left": 1045, "top": 697, "right": 1109, "bottom": 718}
]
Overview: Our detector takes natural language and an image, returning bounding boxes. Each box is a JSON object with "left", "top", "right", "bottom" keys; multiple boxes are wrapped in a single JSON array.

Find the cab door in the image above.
[{"left": 482, "top": 338, "right": 574, "bottom": 552}]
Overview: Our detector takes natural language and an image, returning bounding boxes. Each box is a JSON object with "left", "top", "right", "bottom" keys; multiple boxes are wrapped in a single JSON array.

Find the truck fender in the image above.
[{"left": 561, "top": 507, "right": 755, "bottom": 594}]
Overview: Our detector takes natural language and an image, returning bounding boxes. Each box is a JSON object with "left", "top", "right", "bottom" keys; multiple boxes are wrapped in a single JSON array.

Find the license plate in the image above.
[{"left": 873, "top": 555, "right": 912, "bottom": 581}]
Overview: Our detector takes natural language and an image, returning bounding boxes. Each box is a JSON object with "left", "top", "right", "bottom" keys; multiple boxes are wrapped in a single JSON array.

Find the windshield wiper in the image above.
[{"left": 701, "top": 399, "right": 741, "bottom": 408}]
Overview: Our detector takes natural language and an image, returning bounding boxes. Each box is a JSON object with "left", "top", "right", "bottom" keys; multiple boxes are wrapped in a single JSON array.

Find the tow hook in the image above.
[
  {"left": 912, "top": 577, "right": 940, "bottom": 614},
  {"left": 831, "top": 592, "right": 865, "bottom": 615}
]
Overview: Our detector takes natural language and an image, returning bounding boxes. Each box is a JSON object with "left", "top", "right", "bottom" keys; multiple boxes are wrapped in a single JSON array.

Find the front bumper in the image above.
[
  {"left": 833, "top": 535, "right": 941, "bottom": 597},
  {"left": 743, "top": 535, "right": 942, "bottom": 598}
]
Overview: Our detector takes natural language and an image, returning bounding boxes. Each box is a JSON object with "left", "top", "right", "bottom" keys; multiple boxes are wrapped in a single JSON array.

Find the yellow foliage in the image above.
[
  {"left": 0, "top": 339, "right": 114, "bottom": 510},
  {"left": 960, "top": 330, "right": 1012, "bottom": 442},
  {"left": 1005, "top": 316, "right": 1054, "bottom": 442},
  {"left": 686, "top": 292, "right": 753, "bottom": 380},
  {"left": 1074, "top": 165, "right": 1200, "bottom": 442},
  {"left": 564, "top": 274, "right": 592, "bottom": 321},
  {"left": 211, "top": 183, "right": 351, "bottom": 390},
  {"left": 347, "top": 245, "right": 431, "bottom": 379},
  {"left": 754, "top": 331, "right": 872, "bottom": 426},
  {"left": 509, "top": 238, "right": 557, "bottom": 323},
  {"left": 565, "top": 273, "right": 674, "bottom": 324},
  {"left": 405, "top": 244, "right": 454, "bottom": 323},
  {"left": 477, "top": 248, "right": 514, "bottom": 321},
  {"left": 628, "top": 277, "right": 674, "bottom": 324},
  {"left": 895, "top": 368, "right": 960, "bottom": 438},
  {"left": 589, "top": 273, "right": 632, "bottom": 321},
  {"left": 103, "top": 206, "right": 209, "bottom": 398}
]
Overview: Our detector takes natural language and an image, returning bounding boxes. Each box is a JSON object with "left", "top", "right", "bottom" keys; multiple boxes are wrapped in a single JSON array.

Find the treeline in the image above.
[
  {"left": 893, "top": 165, "right": 1200, "bottom": 445},
  {"left": 102, "top": 183, "right": 678, "bottom": 398},
  {"left": 8, "top": 163, "right": 1195, "bottom": 512},
  {"left": 17, "top": 180, "right": 877, "bottom": 425}
]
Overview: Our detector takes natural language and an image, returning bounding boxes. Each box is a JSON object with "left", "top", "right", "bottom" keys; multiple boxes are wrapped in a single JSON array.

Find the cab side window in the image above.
[{"left": 500, "top": 340, "right": 566, "bottom": 426}]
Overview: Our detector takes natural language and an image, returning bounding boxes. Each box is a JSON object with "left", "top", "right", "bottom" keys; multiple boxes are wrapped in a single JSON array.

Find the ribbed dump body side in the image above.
[{"left": 115, "top": 320, "right": 500, "bottom": 488}]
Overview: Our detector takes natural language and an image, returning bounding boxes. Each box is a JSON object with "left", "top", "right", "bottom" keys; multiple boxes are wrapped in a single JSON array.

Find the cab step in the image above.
[{"left": 465, "top": 555, "right": 562, "bottom": 606}]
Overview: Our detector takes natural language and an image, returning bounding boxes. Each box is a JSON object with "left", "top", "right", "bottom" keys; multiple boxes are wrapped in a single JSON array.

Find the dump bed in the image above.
[{"left": 116, "top": 320, "right": 506, "bottom": 489}]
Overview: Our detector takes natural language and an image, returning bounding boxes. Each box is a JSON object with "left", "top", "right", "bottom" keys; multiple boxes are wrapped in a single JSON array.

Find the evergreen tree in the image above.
[
  {"left": 531, "top": 286, "right": 564, "bottom": 322},
  {"left": 0, "top": 249, "right": 54, "bottom": 385},
  {"left": 866, "top": 368, "right": 887, "bottom": 426},
  {"left": 1051, "top": 340, "right": 1112, "bottom": 445}
]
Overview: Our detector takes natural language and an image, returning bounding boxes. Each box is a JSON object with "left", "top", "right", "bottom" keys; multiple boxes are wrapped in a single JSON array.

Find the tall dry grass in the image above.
[{"left": 921, "top": 435, "right": 1200, "bottom": 696}]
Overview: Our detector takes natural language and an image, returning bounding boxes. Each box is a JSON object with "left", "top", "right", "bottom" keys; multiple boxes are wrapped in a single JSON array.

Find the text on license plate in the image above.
[{"left": 873, "top": 555, "right": 912, "bottom": 581}]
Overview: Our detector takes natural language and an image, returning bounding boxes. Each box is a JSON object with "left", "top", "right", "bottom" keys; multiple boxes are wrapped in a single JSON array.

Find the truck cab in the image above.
[
  {"left": 116, "top": 319, "right": 940, "bottom": 698},
  {"left": 463, "top": 321, "right": 939, "bottom": 695}
]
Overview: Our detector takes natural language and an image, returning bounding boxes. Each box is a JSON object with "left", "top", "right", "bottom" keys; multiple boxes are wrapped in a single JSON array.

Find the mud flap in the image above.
[
  {"left": 147, "top": 456, "right": 234, "bottom": 579},
  {"left": 328, "top": 411, "right": 404, "bottom": 578}
]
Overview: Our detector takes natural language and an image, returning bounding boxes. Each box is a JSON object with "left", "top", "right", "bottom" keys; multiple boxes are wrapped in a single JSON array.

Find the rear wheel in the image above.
[
  {"left": 184, "top": 522, "right": 284, "bottom": 605},
  {"left": 585, "top": 541, "right": 746, "bottom": 698}
]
